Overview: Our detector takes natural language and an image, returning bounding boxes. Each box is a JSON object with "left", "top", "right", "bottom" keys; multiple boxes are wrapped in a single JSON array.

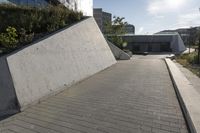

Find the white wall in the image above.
[
  {"left": 78, "top": 0, "right": 93, "bottom": 16},
  {"left": 0, "top": 0, "right": 10, "bottom": 3},
  {"left": 58, "top": 0, "right": 93, "bottom": 16},
  {"left": 7, "top": 18, "right": 116, "bottom": 108},
  {"left": 0, "top": 0, "right": 93, "bottom": 16}
]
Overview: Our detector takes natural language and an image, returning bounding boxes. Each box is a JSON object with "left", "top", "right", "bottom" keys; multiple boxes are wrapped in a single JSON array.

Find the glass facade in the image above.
[
  {"left": 1, "top": 0, "right": 93, "bottom": 16},
  {"left": 7, "top": 0, "right": 49, "bottom": 6}
]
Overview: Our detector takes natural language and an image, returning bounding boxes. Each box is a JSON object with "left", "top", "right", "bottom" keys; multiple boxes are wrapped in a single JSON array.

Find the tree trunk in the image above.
[{"left": 189, "top": 42, "right": 191, "bottom": 54}]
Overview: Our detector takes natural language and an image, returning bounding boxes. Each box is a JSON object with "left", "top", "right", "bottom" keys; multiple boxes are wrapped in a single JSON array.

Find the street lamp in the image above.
[{"left": 198, "top": 8, "right": 200, "bottom": 64}]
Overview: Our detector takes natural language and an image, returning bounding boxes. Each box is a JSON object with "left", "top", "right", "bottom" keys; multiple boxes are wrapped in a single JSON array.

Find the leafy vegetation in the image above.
[
  {"left": 176, "top": 52, "right": 200, "bottom": 77},
  {"left": 0, "top": 27, "right": 18, "bottom": 49},
  {"left": 187, "top": 27, "right": 200, "bottom": 64},
  {"left": 104, "top": 16, "right": 128, "bottom": 49},
  {"left": 176, "top": 27, "right": 200, "bottom": 77},
  {"left": 0, "top": 4, "right": 83, "bottom": 55}
]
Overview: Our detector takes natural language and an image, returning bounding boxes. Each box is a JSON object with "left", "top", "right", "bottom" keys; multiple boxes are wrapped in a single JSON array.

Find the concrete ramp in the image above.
[
  {"left": 107, "top": 40, "right": 131, "bottom": 60},
  {"left": 0, "top": 17, "right": 116, "bottom": 115}
]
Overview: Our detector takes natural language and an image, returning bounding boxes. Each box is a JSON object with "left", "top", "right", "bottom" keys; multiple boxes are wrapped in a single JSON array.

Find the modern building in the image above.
[
  {"left": 0, "top": 0, "right": 50, "bottom": 6},
  {"left": 93, "top": 8, "right": 112, "bottom": 32},
  {"left": 0, "top": 0, "right": 93, "bottom": 16},
  {"left": 122, "top": 33, "right": 186, "bottom": 54},
  {"left": 124, "top": 24, "right": 135, "bottom": 35},
  {"left": 158, "top": 26, "right": 200, "bottom": 46}
]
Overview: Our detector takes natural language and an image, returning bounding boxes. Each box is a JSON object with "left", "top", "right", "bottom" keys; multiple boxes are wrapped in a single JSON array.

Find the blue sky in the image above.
[{"left": 94, "top": 0, "right": 200, "bottom": 34}]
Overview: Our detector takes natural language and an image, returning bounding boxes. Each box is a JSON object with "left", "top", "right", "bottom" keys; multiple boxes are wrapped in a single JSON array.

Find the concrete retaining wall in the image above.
[
  {"left": 107, "top": 40, "right": 130, "bottom": 60},
  {"left": 1, "top": 17, "right": 116, "bottom": 111},
  {"left": 0, "top": 57, "right": 19, "bottom": 119}
]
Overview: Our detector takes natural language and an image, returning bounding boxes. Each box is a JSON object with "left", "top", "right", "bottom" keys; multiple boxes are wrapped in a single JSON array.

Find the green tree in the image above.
[
  {"left": 188, "top": 28, "right": 200, "bottom": 64},
  {"left": 188, "top": 27, "right": 198, "bottom": 46},
  {"left": 104, "top": 16, "right": 128, "bottom": 49},
  {"left": 197, "top": 32, "right": 200, "bottom": 64}
]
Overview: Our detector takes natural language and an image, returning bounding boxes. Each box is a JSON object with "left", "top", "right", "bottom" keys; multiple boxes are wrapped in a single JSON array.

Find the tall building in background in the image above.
[
  {"left": 93, "top": 8, "right": 112, "bottom": 32},
  {"left": 0, "top": 0, "right": 93, "bottom": 16}
]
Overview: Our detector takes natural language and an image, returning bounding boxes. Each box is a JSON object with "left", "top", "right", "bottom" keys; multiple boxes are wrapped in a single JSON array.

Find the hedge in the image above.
[{"left": 0, "top": 4, "right": 83, "bottom": 55}]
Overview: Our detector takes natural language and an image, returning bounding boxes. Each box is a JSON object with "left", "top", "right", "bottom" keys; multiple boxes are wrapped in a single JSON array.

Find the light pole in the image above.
[{"left": 198, "top": 8, "right": 200, "bottom": 64}]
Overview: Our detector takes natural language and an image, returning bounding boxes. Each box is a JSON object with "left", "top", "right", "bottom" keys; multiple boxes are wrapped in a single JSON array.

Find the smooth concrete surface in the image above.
[
  {"left": 6, "top": 17, "right": 116, "bottom": 109},
  {"left": 0, "top": 57, "right": 19, "bottom": 119},
  {"left": 107, "top": 40, "right": 130, "bottom": 60},
  {"left": 0, "top": 58, "right": 188, "bottom": 133},
  {"left": 165, "top": 59, "right": 200, "bottom": 133},
  {"left": 175, "top": 61, "right": 200, "bottom": 94}
]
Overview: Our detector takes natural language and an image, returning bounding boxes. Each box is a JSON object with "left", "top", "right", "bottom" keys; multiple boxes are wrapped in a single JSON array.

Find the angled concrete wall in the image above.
[
  {"left": 0, "top": 57, "right": 19, "bottom": 118},
  {"left": 4, "top": 17, "right": 116, "bottom": 109},
  {"left": 171, "top": 34, "right": 186, "bottom": 54},
  {"left": 107, "top": 40, "right": 130, "bottom": 60}
]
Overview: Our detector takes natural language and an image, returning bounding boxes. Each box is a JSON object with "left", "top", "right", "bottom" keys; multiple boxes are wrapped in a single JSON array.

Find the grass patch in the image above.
[{"left": 176, "top": 52, "right": 200, "bottom": 77}]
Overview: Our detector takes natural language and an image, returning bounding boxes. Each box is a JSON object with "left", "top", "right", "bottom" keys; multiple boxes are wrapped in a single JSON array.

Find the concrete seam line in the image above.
[{"left": 164, "top": 58, "right": 197, "bottom": 133}]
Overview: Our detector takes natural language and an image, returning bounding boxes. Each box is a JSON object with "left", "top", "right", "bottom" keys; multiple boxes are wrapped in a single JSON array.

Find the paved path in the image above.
[{"left": 0, "top": 59, "right": 188, "bottom": 133}]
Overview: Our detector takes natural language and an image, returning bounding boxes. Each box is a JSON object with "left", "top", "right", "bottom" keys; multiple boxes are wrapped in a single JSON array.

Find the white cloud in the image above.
[
  {"left": 155, "top": 15, "right": 165, "bottom": 19},
  {"left": 175, "top": 9, "right": 200, "bottom": 28},
  {"left": 137, "top": 27, "right": 144, "bottom": 34},
  {"left": 147, "top": 0, "right": 186, "bottom": 15}
]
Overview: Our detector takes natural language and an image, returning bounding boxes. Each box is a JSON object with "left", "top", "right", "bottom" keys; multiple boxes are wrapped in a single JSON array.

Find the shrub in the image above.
[
  {"left": 0, "top": 4, "right": 83, "bottom": 34},
  {"left": 0, "top": 4, "right": 84, "bottom": 55},
  {"left": 193, "top": 54, "right": 199, "bottom": 64},
  {"left": 0, "top": 26, "right": 19, "bottom": 49},
  {"left": 18, "top": 28, "right": 34, "bottom": 44},
  {"left": 68, "top": 11, "right": 83, "bottom": 24},
  {"left": 178, "top": 53, "right": 199, "bottom": 64}
]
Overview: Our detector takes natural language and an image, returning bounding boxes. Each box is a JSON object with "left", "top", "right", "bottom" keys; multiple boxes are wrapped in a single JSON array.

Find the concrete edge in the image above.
[
  {"left": 0, "top": 17, "right": 90, "bottom": 59},
  {"left": 106, "top": 40, "right": 131, "bottom": 60},
  {"left": 165, "top": 58, "right": 199, "bottom": 133},
  {"left": 0, "top": 57, "right": 20, "bottom": 119}
]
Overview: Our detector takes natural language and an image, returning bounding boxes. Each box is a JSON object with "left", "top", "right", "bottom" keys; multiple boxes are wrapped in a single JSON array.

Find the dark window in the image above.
[
  {"left": 160, "top": 43, "right": 171, "bottom": 52},
  {"left": 132, "top": 44, "right": 140, "bottom": 52}
]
